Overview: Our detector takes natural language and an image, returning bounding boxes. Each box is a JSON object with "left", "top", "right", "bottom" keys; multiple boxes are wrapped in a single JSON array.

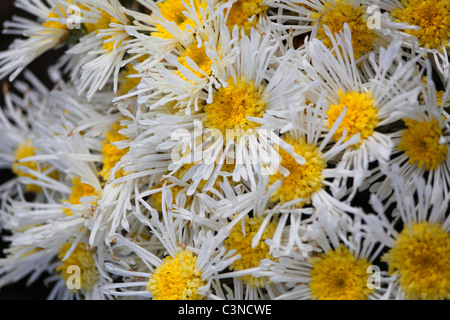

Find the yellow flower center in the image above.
[
  {"left": 146, "top": 250, "right": 205, "bottom": 300},
  {"left": 177, "top": 41, "right": 213, "bottom": 80},
  {"left": 152, "top": 0, "right": 205, "bottom": 39},
  {"left": 311, "top": 0, "right": 377, "bottom": 59},
  {"left": 225, "top": 0, "right": 269, "bottom": 35},
  {"left": 382, "top": 221, "right": 450, "bottom": 300},
  {"left": 327, "top": 90, "right": 378, "bottom": 147},
  {"left": 392, "top": 0, "right": 450, "bottom": 50},
  {"left": 224, "top": 216, "right": 277, "bottom": 288},
  {"left": 310, "top": 245, "right": 374, "bottom": 300},
  {"left": 62, "top": 177, "right": 99, "bottom": 216},
  {"left": 203, "top": 76, "right": 266, "bottom": 137},
  {"left": 12, "top": 140, "right": 58, "bottom": 193},
  {"left": 269, "top": 135, "right": 325, "bottom": 207},
  {"left": 398, "top": 118, "right": 447, "bottom": 171},
  {"left": 99, "top": 120, "right": 130, "bottom": 181},
  {"left": 56, "top": 242, "right": 99, "bottom": 291}
]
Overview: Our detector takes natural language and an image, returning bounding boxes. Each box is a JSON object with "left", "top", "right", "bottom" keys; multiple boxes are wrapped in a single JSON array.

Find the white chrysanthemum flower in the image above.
[
  {"left": 0, "top": 217, "right": 114, "bottom": 299},
  {"left": 36, "top": 83, "right": 141, "bottom": 246},
  {"left": 124, "top": 0, "right": 275, "bottom": 74},
  {"left": 60, "top": 0, "right": 134, "bottom": 100},
  {"left": 122, "top": 0, "right": 212, "bottom": 71},
  {"left": 360, "top": 168, "right": 450, "bottom": 300},
  {"left": 0, "top": 71, "right": 63, "bottom": 197},
  {"left": 100, "top": 185, "right": 240, "bottom": 299},
  {"left": 368, "top": 69, "right": 450, "bottom": 207},
  {"left": 129, "top": 28, "right": 314, "bottom": 197},
  {"left": 269, "top": 0, "right": 410, "bottom": 59},
  {"left": 367, "top": 0, "right": 450, "bottom": 89},
  {"left": 260, "top": 204, "right": 391, "bottom": 300},
  {"left": 123, "top": 11, "right": 238, "bottom": 113},
  {"left": 372, "top": 0, "right": 450, "bottom": 53},
  {"left": 0, "top": 0, "right": 71, "bottom": 81},
  {"left": 299, "top": 25, "right": 423, "bottom": 193}
]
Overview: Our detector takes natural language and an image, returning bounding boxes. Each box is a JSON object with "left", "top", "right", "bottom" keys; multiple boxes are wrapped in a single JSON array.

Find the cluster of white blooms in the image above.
[{"left": 0, "top": 0, "right": 448, "bottom": 300}]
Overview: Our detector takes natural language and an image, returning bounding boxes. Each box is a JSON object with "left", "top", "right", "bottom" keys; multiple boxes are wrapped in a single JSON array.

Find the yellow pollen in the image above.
[
  {"left": 204, "top": 76, "right": 266, "bottom": 137},
  {"left": 152, "top": 0, "right": 205, "bottom": 39},
  {"left": 398, "top": 118, "right": 447, "bottom": 171},
  {"left": 146, "top": 250, "right": 205, "bottom": 300},
  {"left": 118, "top": 63, "right": 142, "bottom": 96},
  {"left": 224, "top": 216, "right": 277, "bottom": 288},
  {"left": 382, "top": 221, "right": 450, "bottom": 300},
  {"left": 309, "top": 245, "right": 374, "bottom": 300},
  {"left": 392, "top": 0, "right": 450, "bottom": 50},
  {"left": 12, "top": 140, "right": 58, "bottom": 193},
  {"left": 177, "top": 41, "right": 213, "bottom": 80},
  {"left": 42, "top": 5, "right": 68, "bottom": 31},
  {"left": 56, "top": 242, "right": 99, "bottom": 291},
  {"left": 62, "top": 177, "right": 99, "bottom": 216},
  {"left": 327, "top": 90, "right": 378, "bottom": 147},
  {"left": 225, "top": 0, "right": 269, "bottom": 35},
  {"left": 269, "top": 135, "right": 325, "bottom": 207},
  {"left": 99, "top": 120, "right": 130, "bottom": 181},
  {"left": 311, "top": 0, "right": 377, "bottom": 59}
]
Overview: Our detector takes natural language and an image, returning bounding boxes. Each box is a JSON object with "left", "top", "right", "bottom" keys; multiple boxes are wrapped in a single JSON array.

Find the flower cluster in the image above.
[{"left": 0, "top": 0, "right": 448, "bottom": 300}]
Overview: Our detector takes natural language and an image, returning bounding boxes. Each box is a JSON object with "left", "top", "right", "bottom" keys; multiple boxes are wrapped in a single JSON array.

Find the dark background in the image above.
[{"left": 0, "top": 0, "right": 59, "bottom": 300}]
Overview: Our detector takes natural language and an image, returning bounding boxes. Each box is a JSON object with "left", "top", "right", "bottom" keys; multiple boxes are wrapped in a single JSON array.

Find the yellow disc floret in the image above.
[
  {"left": 224, "top": 216, "right": 277, "bottom": 288},
  {"left": 225, "top": 0, "right": 269, "bottom": 35},
  {"left": 118, "top": 63, "right": 142, "bottom": 96},
  {"left": 392, "top": 0, "right": 450, "bottom": 50},
  {"left": 382, "top": 221, "right": 450, "bottom": 300},
  {"left": 269, "top": 135, "right": 326, "bottom": 207},
  {"left": 12, "top": 140, "right": 58, "bottom": 193},
  {"left": 62, "top": 177, "right": 99, "bottom": 216},
  {"left": 99, "top": 120, "right": 130, "bottom": 181},
  {"left": 310, "top": 0, "right": 377, "bottom": 59},
  {"left": 152, "top": 0, "right": 205, "bottom": 39},
  {"left": 56, "top": 242, "right": 99, "bottom": 291},
  {"left": 398, "top": 117, "right": 447, "bottom": 171},
  {"left": 42, "top": 5, "right": 68, "bottom": 32},
  {"left": 146, "top": 250, "right": 205, "bottom": 300},
  {"left": 327, "top": 90, "right": 378, "bottom": 147},
  {"left": 309, "top": 245, "right": 374, "bottom": 300},
  {"left": 204, "top": 76, "right": 267, "bottom": 137},
  {"left": 177, "top": 41, "right": 213, "bottom": 80}
]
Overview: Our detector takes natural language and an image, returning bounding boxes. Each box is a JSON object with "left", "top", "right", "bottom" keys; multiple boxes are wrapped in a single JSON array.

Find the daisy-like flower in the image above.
[
  {"left": 0, "top": 206, "right": 114, "bottom": 300},
  {"left": 0, "top": 71, "right": 62, "bottom": 196},
  {"left": 119, "top": 26, "right": 310, "bottom": 201},
  {"left": 60, "top": 0, "right": 135, "bottom": 100},
  {"left": 0, "top": 0, "right": 73, "bottom": 81},
  {"left": 369, "top": 67, "right": 450, "bottom": 205},
  {"left": 260, "top": 204, "right": 390, "bottom": 300},
  {"left": 298, "top": 25, "right": 423, "bottom": 193},
  {"left": 374, "top": 0, "right": 450, "bottom": 53},
  {"left": 371, "top": 0, "right": 450, "bottom": 89},
  {"left": 122, "top": 0, "right": 211, "bottom": 72},
  {"left": 360, "top": 167, "right": 450, "bottom": 300},
  {"left": 99, "top": 185, "right": 240, "bottom": 299},
  {"left": 39, "top": 82, "right": 141, "bottom": 247},
  {"left": 125, "top": 10, "right": 237, "bottom": 113},
  {"left": 270, "top": 0, "right": 401, "bottom": 59}
]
